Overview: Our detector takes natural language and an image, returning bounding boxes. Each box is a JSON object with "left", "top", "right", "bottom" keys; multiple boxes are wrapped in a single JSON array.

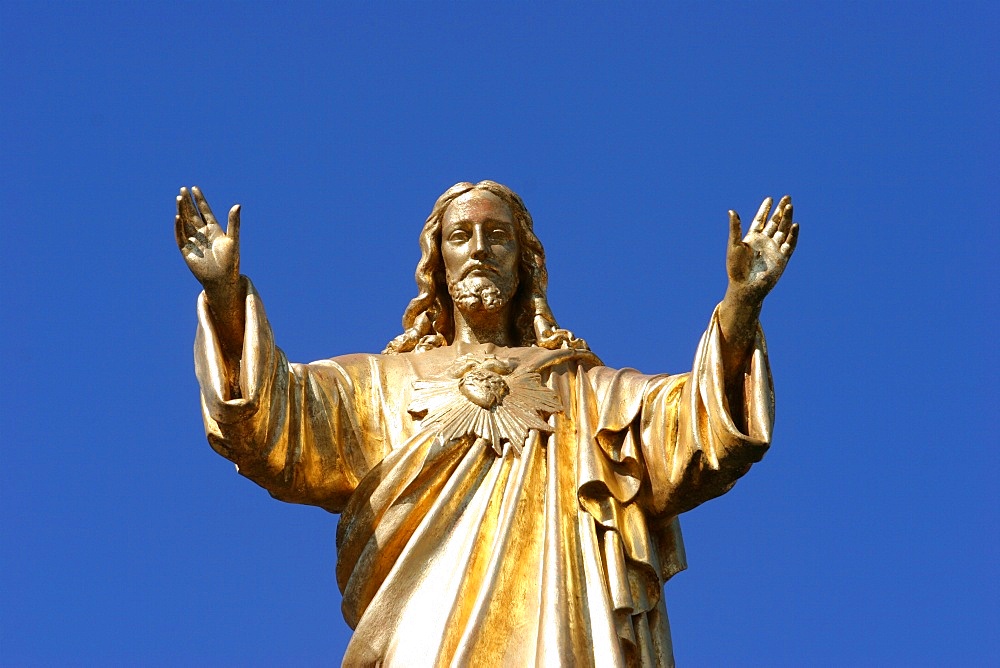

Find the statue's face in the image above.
[{"left": 441, "top": 190, "right": 520, "bottom": 316}]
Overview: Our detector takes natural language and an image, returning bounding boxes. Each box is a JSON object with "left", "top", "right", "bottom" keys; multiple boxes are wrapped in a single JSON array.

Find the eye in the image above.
[
  {"left": 448, "top": 230, "right": 469, "bottom": 242},
  {"left": 489, "top": 228, "right": 512, "bottom": 242}
]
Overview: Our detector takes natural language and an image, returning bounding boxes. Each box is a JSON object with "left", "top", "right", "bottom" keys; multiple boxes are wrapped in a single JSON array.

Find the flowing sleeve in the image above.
[
  {"left": 576, "top": 310, "right": 773, "bottom": 661},
  {"left": 194, "top": 278, "right": 387, "bottom": 513},
  {"left": 638, "top": 305, "right": 774, "bottom": 519}
]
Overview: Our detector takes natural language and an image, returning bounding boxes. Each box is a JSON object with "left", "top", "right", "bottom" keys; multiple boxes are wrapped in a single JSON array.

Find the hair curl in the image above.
[{"left": 384, "top": 181, "right": 587, "bottom": 354}]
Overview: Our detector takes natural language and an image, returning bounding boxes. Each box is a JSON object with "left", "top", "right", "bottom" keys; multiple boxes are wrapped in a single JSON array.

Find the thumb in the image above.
[{"left": 228, "top": 204, "right": 241, "bottom": 245}]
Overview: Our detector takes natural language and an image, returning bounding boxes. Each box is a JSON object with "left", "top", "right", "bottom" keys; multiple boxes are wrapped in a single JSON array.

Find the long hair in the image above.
[{"left": 383, "top": 181, "right": 587, "bottom": 354}]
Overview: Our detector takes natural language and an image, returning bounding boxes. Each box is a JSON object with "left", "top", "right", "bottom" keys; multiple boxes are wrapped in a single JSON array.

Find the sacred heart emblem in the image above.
[{"left": 408, "top": 354, "right": 562, "bottom": 455}]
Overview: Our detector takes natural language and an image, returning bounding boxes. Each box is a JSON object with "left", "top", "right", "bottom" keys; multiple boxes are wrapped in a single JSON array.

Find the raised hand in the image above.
[
  {"left": 718, "top": 196, "right": 799, "bottom": 386},
  {"left": 175, "top": 186, "right": 241, "bottom": 290},
  {"left": 726, "top": 195, "right": 798, "bottom": 307},
  {"left": 175, "top": 186, "right": 246, "bottom": 377}
]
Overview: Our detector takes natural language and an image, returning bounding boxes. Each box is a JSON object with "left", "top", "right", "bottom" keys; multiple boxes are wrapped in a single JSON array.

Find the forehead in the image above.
[{"left": 442, "top": 190, "right": 514, "bottom": 229}]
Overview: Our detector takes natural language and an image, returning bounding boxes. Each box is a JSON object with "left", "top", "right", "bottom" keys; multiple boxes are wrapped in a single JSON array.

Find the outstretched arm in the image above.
[
  {"left": 592, "top": 198, "right": 795, "bottom": 520},
  {"left": 175, "top": 186, "right": 246, "bottom": 394},
  {"left": 718, "top": 196, "right": 799, "bottom": 393}
]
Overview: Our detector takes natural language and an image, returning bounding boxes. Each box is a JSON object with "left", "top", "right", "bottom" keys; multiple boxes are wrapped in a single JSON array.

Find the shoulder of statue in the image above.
[
  {"left": 307, "top": 351, "right": 407, "bottom": 381},
  {"left": 309, "top": 345, "right": 604, "bottom": 383},
  {"left": 517, "top": 346, "right": 604, "bottom": 374}
]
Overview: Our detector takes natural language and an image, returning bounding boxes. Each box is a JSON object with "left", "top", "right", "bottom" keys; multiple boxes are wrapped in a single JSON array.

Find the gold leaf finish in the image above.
[{"left": 176, "top": 180, "right": 797, "bottom": 666}]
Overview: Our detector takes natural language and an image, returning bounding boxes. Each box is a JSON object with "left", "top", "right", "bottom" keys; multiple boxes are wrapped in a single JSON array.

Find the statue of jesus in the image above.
[{"left": 175, "top": 180, "right": 798, "bottom": 667}]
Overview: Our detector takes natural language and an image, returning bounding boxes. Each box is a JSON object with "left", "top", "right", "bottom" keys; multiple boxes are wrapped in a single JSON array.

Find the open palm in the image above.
[
  {"left": 726, "top": 195, "right": 798, "bottom": 305},
  {"left": 174, "top": 186, "right": 241, "bottom": 289}
]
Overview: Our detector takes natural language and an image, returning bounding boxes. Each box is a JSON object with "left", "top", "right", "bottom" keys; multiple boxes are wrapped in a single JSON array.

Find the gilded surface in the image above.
[{"left": 176, "top": 181, "right": 798, "bottom": 666}]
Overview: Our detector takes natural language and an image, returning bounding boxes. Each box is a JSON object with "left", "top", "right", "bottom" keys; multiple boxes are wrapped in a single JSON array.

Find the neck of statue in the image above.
[{"left": 452, "top": 307, "right": 515, "bottom": 347}]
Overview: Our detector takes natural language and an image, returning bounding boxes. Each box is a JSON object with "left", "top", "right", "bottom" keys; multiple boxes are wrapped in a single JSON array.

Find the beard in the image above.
[{"left": 448, "top": 271, "right": 518, "bottom": 314}]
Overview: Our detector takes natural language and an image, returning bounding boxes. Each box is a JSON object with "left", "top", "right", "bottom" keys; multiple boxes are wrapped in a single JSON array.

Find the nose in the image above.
[{"left": 470, "top": 226, "right": 489, "bottom": 259}]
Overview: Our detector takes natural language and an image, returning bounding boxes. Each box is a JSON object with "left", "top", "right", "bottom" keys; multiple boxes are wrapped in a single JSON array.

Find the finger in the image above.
[
  {"left": 763, "top": 198, "right": 782, "bottom": 236},
  {"left": 728, "top": 210, "right": 743, "bottom": 246},
  {"left": 780, "top": 223, "right": 799, "bottom": 256},
  {"left": 177, "top": 190, "right": 202, "bottom": 238},
  {"left": 227, "top": 204, "right": 241, "bottom": 244},
  {"left": 752, "top": 197, "right": 772, "bottom": 232},
  {"left": 174, "top": 214, "right": 187, "bottom": 250},
  {"left": 191, "top": 186, "right": 218, "bottom": 226},
  {"left": 777, "top": 198, "right": 794, "bottom": 236}
]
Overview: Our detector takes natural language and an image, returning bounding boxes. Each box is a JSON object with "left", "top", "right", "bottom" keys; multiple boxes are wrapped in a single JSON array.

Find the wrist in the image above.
[
  {"left": 203, "top": 270, "right": 237, "bottom": 290},
  {"left": 202, "top": 276, "right": 247, "bottom": 364},
  {"left": 719, "top": 284, "right": 762, "bottom": 347},
  {"left": 722, "top": 283, "right": 761, "bottom": 316},
  {"left": 203, "top": 273, "right": 240, "bottom": 299}
]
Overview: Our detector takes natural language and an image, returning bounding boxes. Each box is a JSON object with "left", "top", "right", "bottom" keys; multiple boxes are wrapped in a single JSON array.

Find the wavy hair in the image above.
[{"left": 384, "top": 181, "right": 587, "bottom": 354}]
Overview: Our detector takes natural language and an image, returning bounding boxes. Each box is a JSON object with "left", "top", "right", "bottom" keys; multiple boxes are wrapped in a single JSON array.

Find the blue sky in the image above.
[{"left": 2, "top": 2, "right": 997, "bottom": 665}]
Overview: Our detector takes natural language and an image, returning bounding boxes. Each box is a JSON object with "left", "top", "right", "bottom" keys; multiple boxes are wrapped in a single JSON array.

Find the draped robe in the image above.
[{"left": 194, "top": 280, "right": 774, "bottom": 667}]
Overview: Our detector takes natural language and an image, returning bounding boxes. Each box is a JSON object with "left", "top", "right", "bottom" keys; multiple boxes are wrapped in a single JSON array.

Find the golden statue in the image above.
[{"left": 176, "top": 181, "right": 798, "bottom": 667}]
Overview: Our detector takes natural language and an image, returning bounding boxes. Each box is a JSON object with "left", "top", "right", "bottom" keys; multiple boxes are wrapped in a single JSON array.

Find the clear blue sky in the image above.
[{"left": 2, "top": 2, "right": 997, "bottom": 665}]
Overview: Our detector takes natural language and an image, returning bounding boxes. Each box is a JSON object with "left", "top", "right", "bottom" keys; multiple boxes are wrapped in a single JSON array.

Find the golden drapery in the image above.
[{"left": 195, "top": 280, "right": 774, "bottom": 667}]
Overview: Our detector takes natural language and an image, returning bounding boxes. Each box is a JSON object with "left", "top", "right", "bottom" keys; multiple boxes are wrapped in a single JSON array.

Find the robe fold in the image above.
[{"left": 195, "top": 279, "right": 774, "bottom": 667}]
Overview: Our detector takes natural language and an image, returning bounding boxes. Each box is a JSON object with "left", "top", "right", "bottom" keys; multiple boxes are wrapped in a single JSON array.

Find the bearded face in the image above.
[{"left": 440, "top": 190, "right": 520, "bottom": 319}]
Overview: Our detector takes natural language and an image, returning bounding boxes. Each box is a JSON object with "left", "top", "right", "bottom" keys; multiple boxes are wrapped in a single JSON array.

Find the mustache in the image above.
[{"left": 458, "top": 262, "right": 501, "bottom": 279}]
